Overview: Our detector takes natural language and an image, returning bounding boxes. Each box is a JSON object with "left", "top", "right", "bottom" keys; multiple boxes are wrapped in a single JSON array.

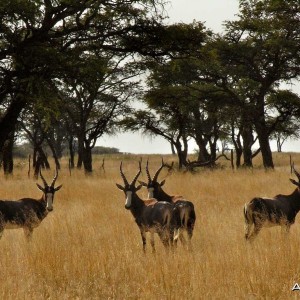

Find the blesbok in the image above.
[
  {"left": 244, "top": 164, "right": 300, "bottom": 241},
  {"left": 0, "top": 169, "right": 62, "bottom": 240},
  {"left": 116, "top": 161, "right": 173, "bottom": 252},
  {"left": 139, "top": 159, "right": 196, "bottom": 247}
]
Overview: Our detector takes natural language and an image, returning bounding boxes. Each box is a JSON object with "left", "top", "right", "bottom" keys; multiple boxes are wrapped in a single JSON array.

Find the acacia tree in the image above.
[
  {"left": 1, "top": 0, "right": 195, "bottom": 156},
  {"left": 57, "top": 52, "right": 138, "bottom": 173},
  {"left": 122, "top": 54, "right": 232, "bottom": 169},
  {"left": 217, "top": 0, "right": 300, "bottom": 168}
]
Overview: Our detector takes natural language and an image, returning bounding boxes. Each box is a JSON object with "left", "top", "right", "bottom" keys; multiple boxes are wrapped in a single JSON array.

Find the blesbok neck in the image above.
[
  {"left": 155, "top": 187, "right": 172, "bottom": 203},
  {"left": 129, "top": 193, "right": 146, "bottom": 217},
  {"left": 40, "top": 194, "right": 47, "bottom": 205},
  {"left": 289, "top": 188, "right": 300, "bottom": 211}
]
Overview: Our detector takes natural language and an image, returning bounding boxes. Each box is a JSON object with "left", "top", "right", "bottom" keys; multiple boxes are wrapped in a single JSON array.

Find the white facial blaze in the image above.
[
  {"left": 148, "top": 187, "right": 154, "bottom": 199},
  {"left": 46, "top": 193, "right": 54, "bottom": 210},
  {"left": 125, "top": 191, "right": 132, "bottom": 208}
]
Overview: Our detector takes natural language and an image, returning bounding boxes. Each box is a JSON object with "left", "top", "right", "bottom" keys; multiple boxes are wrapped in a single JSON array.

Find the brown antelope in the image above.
[
  {"left": 139, "top": 159, "right": 196, "bottom": 247},
  {"left": 116, "top": 161, "right": 173, "bottom": 252},
  {"left": 244, "top": 164, "right": 300, "bottom": 241},
  {"left": 0, "top": 169, "right": 62, "bottom": 240}
]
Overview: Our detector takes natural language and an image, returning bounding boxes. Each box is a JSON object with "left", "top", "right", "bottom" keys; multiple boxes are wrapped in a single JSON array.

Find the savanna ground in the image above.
[{"left": 1, "top": 153, "right": 300, "bottom": 299}]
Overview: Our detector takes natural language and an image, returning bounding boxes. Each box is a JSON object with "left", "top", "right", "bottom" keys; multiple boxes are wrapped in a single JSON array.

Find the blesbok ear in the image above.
[
  {"left": 160, "top": 180, "right": 166, "bottom": 186},
  {"left": 54, "top": 184, "right": 63, "bottom": 191},
  {"left": 135, "top": 184, "right": 143, "bottom": 191},
  {"left": 116, "top": 183, "right": 125, "bottom": 191},
  {"left": 138, "top": 180, "right": 147, "bottom": 187},
  {"left": 36, "top": 183, "right": 45, "bottom": 192},
  {"left": 289, "top": 178, "right": 300, "bottom": 187}
]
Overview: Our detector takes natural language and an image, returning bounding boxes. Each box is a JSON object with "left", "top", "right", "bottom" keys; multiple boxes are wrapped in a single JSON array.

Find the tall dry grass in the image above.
[{"left": 1, "top": 153, "right": 300, "bottom": 299}]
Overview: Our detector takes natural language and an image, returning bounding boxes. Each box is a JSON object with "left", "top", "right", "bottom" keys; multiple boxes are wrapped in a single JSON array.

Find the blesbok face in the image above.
[
  {"left": 116, "top": 162, "right": 142, "bottom": 209},
  {"left": 36, "top": 169, "right": 62, "bottom": 211},
  {"left": 139, "top": 159, "right": 167, "bottom": 198}
]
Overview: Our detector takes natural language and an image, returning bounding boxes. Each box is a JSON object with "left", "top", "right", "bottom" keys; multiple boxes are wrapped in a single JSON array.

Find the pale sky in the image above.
[{"left": 101, "top": 0, "right": 300, "bottom": 154}]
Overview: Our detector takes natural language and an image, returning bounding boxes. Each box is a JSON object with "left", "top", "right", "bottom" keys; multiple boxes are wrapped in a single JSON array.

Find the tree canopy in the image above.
[{"left": 1, "top": 0, "right": 300, "bottom": 173}]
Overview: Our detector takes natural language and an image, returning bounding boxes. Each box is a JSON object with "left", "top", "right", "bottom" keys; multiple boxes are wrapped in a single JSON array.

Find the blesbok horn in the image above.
[
  {"left": 153, "top": 158, "right": 165, "bottom": 182},
  {"left": 39, "top": 169, "right": 48, "bottom": 187},
  {"left": 51, "top": 167, "right": 59, "bottom": 187},
  {"left": 146, "top": 160, "right": 152, "bottom": 182},
  {"left": 131, "top": 161, "right": 141, "bottom": 185},
  {"left": 292, "top": 162, "right": 300, "bottom": 181},
  {"left": 120, "top": 162, "right": 129, "bottom": 186}
]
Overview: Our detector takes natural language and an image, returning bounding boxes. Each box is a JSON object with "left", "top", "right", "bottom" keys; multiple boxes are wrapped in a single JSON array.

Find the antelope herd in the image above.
[
  {"left": 138, "top": 160, "right": 196, "bottom": 247},
  {"left": 1, "top": 158, "right": 300, "bottom": 250},
  {"left": 116, "top": 161, "right": 174, "bottom": 252}
]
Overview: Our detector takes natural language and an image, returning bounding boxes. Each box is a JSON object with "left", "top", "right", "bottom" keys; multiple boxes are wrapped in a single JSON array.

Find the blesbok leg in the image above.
[
  {"left": 169, "top": 227, "right": 174, "bottom": 247},
  {"left": 150, "top": 231, "right": 156, "bottom": 252},
  {"left": 187, "top": 211, "right": 196, "bottom": 240},
  {"left": 179, "top": 229, "right": 187, "bottom": 245},
  {"left": 246, "top": 224, "right": 262, "bottom": 241},
  {"left": 140, "top": 230, "right": 146, "bottom": 252},
  {"left": 157, "top": 229, "right": 170, "bottom": 249},
  {"left": 244, "top": 221, "right": 253, "bottom": 240},
  {"left": 173, "top": 228, "right": 180, "bottom": 246},
  {"left": 244, "top": 204, "right": 254, "bottom": 240}
]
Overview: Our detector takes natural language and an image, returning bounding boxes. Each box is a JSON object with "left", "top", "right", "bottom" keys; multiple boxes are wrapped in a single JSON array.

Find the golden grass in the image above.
[{"left": 1, "top": 153, "right": 300, "bottom": 299}]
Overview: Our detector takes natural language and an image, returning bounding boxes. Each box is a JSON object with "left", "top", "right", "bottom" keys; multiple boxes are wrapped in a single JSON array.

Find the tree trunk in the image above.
[
  {"left": 77, "top": 135, "right": 84, "bottom": 169},
  {"left": 195, "top": 137, "right": 210, "bottom": 163},
  {"left": 33, "top": 147, "right": 37, "bottom": 168},
  {"left": 77, "top": 147, "right": 83, "bottom": 169},
  {"left": 54, "top": 127, "right": 64, "bottom": 159},
  {"left": 170, "top": 142, "right": 176, "bottom": 155},
  {"left": 241, "top": 126, "right": 253, "bottom": 167},
  {"left": 82, "top": 146, "right": 93, "bottom": 173},
  {"left": 192, "top": 108, "right": 211, "bottom": 162},
  {"left": 0, "top": 96, "right": 26, "bottom": 151},
  {"left": 231, "top": 124, "right": 242, "bottom": 168},
  {"left": 2, "top": 133, "right": 14, "bottom": 175},
  {"left": 236, "top": 149, "right": 242, "bottom": 168},
  {"left": 174, "top": 139, "right": 188, "bottom": 170},
  {"left": 69, "top": 136, "right": 75, "bottom": 168},
  {"left": 47, "top": 138, "right": 61, "bottom": 169},
  {"left": 35, "top": 145, "right": 50, "bottom": 169},
  {"left": 255, "top": 122, "right": 274, "bottom": 169}
]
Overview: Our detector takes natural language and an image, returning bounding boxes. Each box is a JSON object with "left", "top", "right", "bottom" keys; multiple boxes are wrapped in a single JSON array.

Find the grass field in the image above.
[{"left": 1, "top": 153, "right": 300, "bottom": 299}]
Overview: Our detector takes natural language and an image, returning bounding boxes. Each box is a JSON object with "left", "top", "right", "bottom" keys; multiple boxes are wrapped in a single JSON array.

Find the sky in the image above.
[{"left": 101, "top": 0, "right": 300, "bottom": 154}]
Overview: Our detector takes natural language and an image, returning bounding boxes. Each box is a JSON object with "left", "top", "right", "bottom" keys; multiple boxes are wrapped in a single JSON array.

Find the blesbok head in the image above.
[
  {"left": 290, "top": 163, "right": 300, "bottom": 188},
  {"left": 116, "top": 161, "right": 142, "bottom": 209},
  {"left": 36, "top": 168, "right": 63, "bottom": 211},
  {"left": 139, "top": 159, "right": 171, "bottom": 198}
]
